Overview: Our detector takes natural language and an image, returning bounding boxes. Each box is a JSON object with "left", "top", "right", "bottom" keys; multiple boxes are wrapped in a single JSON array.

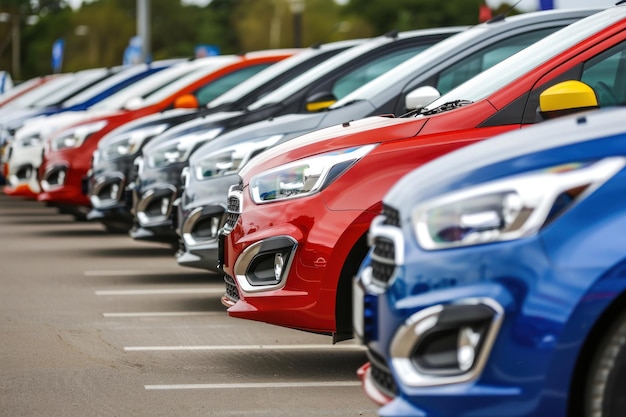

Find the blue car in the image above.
[{"left": 355, "top": 105, "right": 626, "bottom": 416}]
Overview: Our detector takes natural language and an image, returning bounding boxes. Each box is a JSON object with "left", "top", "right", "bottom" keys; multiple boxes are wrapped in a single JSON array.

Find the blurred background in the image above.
[{"left": 0, "top": 0, "right": 615, "bottom": 82}]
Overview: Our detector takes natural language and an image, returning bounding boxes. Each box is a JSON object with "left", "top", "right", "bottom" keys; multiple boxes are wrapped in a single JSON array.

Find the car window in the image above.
[
  {"left": 195, "top": 64, "right": 273, "bottom": 106},
  {"left": 581, "top": 41, "right": 626, "bottom": 107},
  {"left": 332, "top": 47, "right": 427, "bottom": 99},
  {"left": 436, "top": 28, "right": 559, "bottom": 95}
]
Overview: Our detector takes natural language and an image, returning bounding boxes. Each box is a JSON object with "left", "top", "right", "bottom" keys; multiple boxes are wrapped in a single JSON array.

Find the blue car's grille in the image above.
[
  {"left": 382, "top": 204, "right": 400, "bottom": 227},
  {"left": 367, "top": 349, "right": 397, "bottom": 398},
  {"left": 370, "top": 204, "right": 401, "bottom": 286},
  {"left": 362, "top": 292, "right": 378, "bottom": 342}
]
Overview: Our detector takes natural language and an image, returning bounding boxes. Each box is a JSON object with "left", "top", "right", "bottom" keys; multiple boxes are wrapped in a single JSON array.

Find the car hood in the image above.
[
  {"left": 143, "top": 110, "right": 243, "bottom": 153},
  {"left": 18, "top": 109, "right": 113, "bottom": 140},
  {"left": 189, "top": 112, "right": 326, "bottom": 165},
  {"left": 385, "top": 106, "right": 626, "bottom": 209},
  {"left": 97, "top": 108, "right": 200, "bottom": 150},
  {"left": 240, "top": 115, "right": 426, "bottom": 179}
]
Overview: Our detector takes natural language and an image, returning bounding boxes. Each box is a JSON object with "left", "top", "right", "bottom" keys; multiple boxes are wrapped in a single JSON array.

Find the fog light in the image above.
[
  {"left": 274, "top": 253, "right": 285, "bottom": 281},
  {"left": 57, "top": 170, "right": 66, "bottom": 185},
  {"left": 161, "top": 197, "right": 169, "bottom": 215},
  {"left": 235, "top": 236, "right": 297, "bottom": 292},
  {"left": 110, "top": 183, "right": 119, "bottom": 200},
  {"left": 390, "top": 299, "right": 503, "bottom": 387},
  {"left": 457, "top": 326, "right": 480, "bottom": 372}
]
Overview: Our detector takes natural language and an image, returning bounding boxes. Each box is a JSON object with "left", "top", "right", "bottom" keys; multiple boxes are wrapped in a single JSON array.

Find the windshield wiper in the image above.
[{"left": 419, "top": 99, "right": 473, "bottom": 116}]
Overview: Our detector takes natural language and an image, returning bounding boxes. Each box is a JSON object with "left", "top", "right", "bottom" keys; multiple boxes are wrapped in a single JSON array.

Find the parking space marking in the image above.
[
  {"left": 85, "top": 270, "right": 165, "bottom": 276},
  {"left": 103, "top": 312, "right": 222, "bottom": 318},
  {"left": 95, "top": 288, "right": 224, "bottom": 296},
  {"left": 125, "top": 344, "right": 366, "bottom": 351},
  {"left": 145, "top": 381, "right": 361, "bottom": 390}
]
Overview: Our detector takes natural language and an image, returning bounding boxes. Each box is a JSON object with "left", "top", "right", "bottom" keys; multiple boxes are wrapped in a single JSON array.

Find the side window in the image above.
[
  {"left": 194, "top": 64, "right": 273, "bottom": 106},
  {"left": 581, "top": 41, "right": 626, "bottom": 107},
  {"left": 436, "top": 27, "right": 562, "bottom": 95},
  {"left": 332, "top": 46, "right": 429, "bottom": 100}
]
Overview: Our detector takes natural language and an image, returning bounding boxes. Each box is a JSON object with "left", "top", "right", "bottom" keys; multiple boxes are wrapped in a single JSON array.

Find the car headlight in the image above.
[
  {"left": 17, "top": 133, "right": 42, "bottom": 148},
  {"left": 100, "top": 123, "right": 168, "bottom": 161},
  {"left": 250, "top": 144, "right": 377, "bottom": 204},
  {"left": 193, "top": 135, "right": 283, "bottom": 181},
  {"left": 50, "top": 120, "right": 108, "bottom": 151},
  {"left": 146, "top": 127, "right": 222, "bottom": 168},
  {"left": 413, "top": 157, "right": 626, "bottom": 250}
]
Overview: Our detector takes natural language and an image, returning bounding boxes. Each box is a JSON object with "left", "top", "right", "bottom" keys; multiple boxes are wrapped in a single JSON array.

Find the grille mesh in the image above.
[
  {"left": 367, "top": 349, "right": 398, "bottom": 398},
  {"left": 223, "top": 274, "right": 240, "bottom": 303}
]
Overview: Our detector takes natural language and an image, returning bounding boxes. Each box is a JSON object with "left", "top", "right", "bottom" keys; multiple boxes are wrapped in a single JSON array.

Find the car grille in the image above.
[
  {"left": 367, "top": 349, "right": 397, "bottom": 398},
  {"left": 370, "top": 204, "right": 401, "bottom": 286},
  {"left": 223, "top": 273, "right": 240, "bottom": 303},
  {"left": 224, "top": 180, "right": 243, "bottom": 231}
]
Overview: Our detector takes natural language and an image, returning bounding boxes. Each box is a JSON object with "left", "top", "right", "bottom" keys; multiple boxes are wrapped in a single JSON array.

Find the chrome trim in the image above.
[
  {"left": 233, "top": 236, "right": 298, "bottom": 293},
  {"left": 390, "top": 298, "right": 504, "bottom": 387}
]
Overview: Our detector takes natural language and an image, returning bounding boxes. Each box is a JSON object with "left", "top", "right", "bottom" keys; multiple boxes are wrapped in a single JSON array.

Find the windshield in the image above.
[
  {"left": 88, "top": 58, "right": 232, "bottom": 111},
  {"left": 208, "top": 41, "right": 361, "bottom": 108},
  {"left": 424, "top": 7, "right": 624, "bottom": 110},
  {"left": 247, "top": 36, "right": 396, "bottom": 111},
  {"left": 36, "top": 68, "right": 111, "bottom": 107},
  {"left": 332, "top": 27, "right": 487, "bottom": 108},
  {"left": 140, "top": 56, "right": 239, "bottom": 106}
]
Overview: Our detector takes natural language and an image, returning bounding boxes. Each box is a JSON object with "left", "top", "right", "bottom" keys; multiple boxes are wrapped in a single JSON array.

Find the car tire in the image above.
[{"left": 585, "top": 310, "right": 626, "bottom": 416}]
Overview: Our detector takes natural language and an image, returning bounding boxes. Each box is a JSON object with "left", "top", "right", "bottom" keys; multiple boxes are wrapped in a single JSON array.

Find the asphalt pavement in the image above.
[{"left": 0, "top": 191, "right": 377, "bottom": 417}]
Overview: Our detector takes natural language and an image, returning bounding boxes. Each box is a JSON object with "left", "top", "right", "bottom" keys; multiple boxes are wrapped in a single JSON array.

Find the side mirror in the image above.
[
  {"left": 405, "top": 86, "right": 441, "bottom": 111},
  {"left": 124, "top": 96, "right": 144, "bottom": 110},
  {"left": 538, "top": 80, "right": 599, "bottom": 120},
  {"left": 174, "top": 94, "right": 199, "bottom": 109},
  {"left": 305, "top": 92, "right": 337, "bottom": 112}
]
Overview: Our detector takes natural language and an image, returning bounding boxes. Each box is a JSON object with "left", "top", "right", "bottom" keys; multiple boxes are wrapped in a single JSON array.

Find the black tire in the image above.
[{"left": 585, "top": 310, "right": 626, "bottom": 417}]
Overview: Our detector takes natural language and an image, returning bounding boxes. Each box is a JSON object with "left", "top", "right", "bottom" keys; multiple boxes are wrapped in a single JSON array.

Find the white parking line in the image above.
[
  {"left": 145, "top": 381, "right": 361, "bottom": 390},
  {"left": 95, "top": 288, "right": 224, "bottom": 296},
  {"left": 125, "top": 344, "right": 366, "bottom": 352},
  {"left": 103, "top": 312, "right": 223, "bottom": 318},
  {"left": 85, "top": 270, "right": 174, "bottom": 276}
]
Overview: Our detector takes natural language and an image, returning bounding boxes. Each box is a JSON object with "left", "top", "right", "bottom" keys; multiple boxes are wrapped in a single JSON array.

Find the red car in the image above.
[
  {"left": 37, "top": 50, "right": 298, "bottom": 218},
  {"left": 220, "top": 7, "right": 626, "bottom": 342}
]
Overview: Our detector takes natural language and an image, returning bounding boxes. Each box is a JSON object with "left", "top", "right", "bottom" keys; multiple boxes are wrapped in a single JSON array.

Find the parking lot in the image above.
[{"left": 0, "top": 191, "right": 376, "bottom": 416}]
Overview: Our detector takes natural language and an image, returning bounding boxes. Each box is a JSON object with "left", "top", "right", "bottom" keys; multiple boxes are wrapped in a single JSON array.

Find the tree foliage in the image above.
[{"left": 0, "top": 0, "right": 523, "bottom": 80}]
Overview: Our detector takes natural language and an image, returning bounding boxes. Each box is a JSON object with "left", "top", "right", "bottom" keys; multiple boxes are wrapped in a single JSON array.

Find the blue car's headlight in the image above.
[
  {"left": 250, "top": 144, "right": 377, "bottom": 204},
  {"left": 100, "top": 123, "right": 168, "bottom": 161},
  {"left": 193, "top": 135, "right": 283, "bottom": 181},
  {"left": 413, "top": 157, "right": 626, "bottom": 250}
]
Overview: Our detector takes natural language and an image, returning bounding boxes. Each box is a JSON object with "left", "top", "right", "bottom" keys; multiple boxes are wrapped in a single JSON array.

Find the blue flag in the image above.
[{"left": 51, "top": 38, "right": 65, "bottom": 73}]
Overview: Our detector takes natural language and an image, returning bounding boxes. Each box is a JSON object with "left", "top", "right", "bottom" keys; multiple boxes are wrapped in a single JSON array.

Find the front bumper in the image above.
[
  {"left": 222, "top": 191, "right": 377, "bottom": 335},
  {"left": 38, "top": 162, "right": 90, "bottom": 207},
  {"left": 356, "top": 229, "right": 599, "bottom": 417},
  {"left": 3, "top": 142, "right": 43, "bottom": 197},
  {"left": 175, "top": 175, "right": 237, "bottom": 272}
]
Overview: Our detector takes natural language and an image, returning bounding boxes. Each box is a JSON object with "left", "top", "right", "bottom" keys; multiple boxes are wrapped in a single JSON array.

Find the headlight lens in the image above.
[
  {"left": 146, "top": 127, "right": 222, "bottom": 168},
  {"left": 193, "top": 135, "right": 283, "bottom": 181},
  {"left": 250, "top": 144, "right": 376, "bottom": 204},
  {"left": 17, "top": 133, "right": 42, "bottom": 148},
  {"left": 413, "top": 157, "right": 626, "bottom": 250},
  {"left": 100, "top": 123, "right": 168, "bottom": 161},
  {"left": 50, "top": 120, "right": 108, "bottom": 151}
]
